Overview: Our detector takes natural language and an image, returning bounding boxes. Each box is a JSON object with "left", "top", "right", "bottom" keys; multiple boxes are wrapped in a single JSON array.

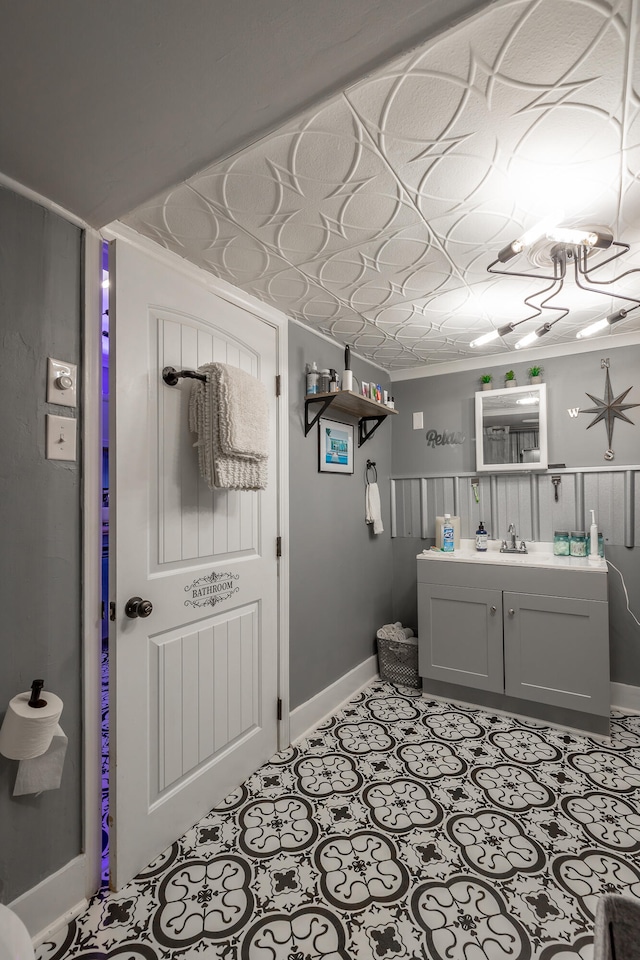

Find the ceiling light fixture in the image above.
[{"left": 476, "top": 227, "right": 639, "bottom": 349}]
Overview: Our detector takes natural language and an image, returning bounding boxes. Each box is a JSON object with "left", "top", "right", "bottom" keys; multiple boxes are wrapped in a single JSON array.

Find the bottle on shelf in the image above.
[
  {"left": 319, "top": 368, "right": 331, "bottom": 393},
  {"left": 306, "top": 361, "right": 319, "bottom": 395}
]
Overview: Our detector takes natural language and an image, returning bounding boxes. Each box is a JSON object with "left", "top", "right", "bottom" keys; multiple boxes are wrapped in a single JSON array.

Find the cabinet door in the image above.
[
  {"left": 503, "top": 593, "right": 609, "bottom": 715},
  {"left": 418, "top": 584, "right": 503, "bottom": 693}
]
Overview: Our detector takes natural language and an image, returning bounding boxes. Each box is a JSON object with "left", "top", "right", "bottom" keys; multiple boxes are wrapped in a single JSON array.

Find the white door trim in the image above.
[{"left": 82, "top": 229, "right": 104, "bottom": 899}]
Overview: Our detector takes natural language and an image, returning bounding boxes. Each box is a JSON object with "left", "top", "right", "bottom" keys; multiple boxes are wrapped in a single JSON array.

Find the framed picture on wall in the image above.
[{"left": 318, "top": 417, "right": 354, "bottom": 474}]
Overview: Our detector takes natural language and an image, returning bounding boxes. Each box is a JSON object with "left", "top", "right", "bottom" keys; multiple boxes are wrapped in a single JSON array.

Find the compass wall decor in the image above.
[{"left": 580, "top": 359, "right": 639, "bottom": 461}]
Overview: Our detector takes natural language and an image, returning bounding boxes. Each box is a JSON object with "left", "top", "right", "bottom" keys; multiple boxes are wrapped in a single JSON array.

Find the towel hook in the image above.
[
  {"left": 162, "top": 365, "right": 207, "bottom": 386},
  {"left": 366, "top": 459, "right": 377, "bottom": 484}
]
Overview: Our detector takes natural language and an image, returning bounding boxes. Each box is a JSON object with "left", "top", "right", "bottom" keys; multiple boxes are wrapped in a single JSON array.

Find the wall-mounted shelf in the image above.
[{"left": 304, "top": 390, "right": 398, "bottom": 447}]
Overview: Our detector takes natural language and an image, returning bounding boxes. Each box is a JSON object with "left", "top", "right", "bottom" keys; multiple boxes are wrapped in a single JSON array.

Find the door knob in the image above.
[
  {"left": 508, "top": 608, "right": 515, "bottom": 616},
  {"left": 125, "top": 597, "right": 153, "bottom": 619},
  {"left": 490, "top": 605, "right": 497, "bottom": 614}
]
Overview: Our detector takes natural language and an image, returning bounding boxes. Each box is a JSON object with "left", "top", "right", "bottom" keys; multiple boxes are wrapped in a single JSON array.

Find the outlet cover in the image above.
[
  {"left": 46, "top": 414, "right": 77, "bottom": 461},
  {"left": 412, "top": 411, "right": 424, "bottom": 430}
]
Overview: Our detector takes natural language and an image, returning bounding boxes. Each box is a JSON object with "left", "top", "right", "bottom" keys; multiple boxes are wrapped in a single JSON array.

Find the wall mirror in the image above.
[{"left": 475, "top": 383, "right": 548, "bottom": 472}]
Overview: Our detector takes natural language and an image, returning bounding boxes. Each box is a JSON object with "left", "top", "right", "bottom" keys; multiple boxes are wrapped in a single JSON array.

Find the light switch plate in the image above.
[
  {"left": 47, "top": 357, "right": 77, "bottom": 407},
  {"left": 46, "top": 414, "right": 77, "bottom": 461},
  {"left": 412, "top": 411, "right": 424, "bottom": 430}
]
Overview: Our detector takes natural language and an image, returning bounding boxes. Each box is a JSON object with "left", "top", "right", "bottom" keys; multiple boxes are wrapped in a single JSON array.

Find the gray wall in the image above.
[
  {"left": 392, "top": 348, "right": 640, "bottom": 476},
  {"left": 0, "top": 187, "right": 82, "bottom": 903},
  {"left": 288, "top": 323, "right": 394, "bottom": 710},
  {"left": 390, "top": 344, "right": 640, "bottom": 684}
]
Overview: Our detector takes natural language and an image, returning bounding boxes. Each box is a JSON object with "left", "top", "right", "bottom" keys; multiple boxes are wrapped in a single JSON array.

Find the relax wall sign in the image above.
[{"left": 426, "top": 429, "right": 466, "bottom": 448}]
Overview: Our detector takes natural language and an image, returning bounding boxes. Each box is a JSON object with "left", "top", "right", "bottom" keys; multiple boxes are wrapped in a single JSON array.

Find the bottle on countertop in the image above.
[
  {"left": 475, "top": 521, "right": 488, "bottom": 551},
  {"left": 588, "top": 509, "right": 600, "bottom": 562},
  {"left": 306, "top": 361, "right": 319, "bottom": 395},
  {"left": 442, "top": 513, "right": 455, "bottom": 552}
]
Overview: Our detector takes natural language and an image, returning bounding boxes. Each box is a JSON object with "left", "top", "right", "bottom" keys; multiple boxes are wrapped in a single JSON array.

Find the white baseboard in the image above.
[
  {"left": 9, "top": 855, "right": 87, "bottom": 943},
  {"left": 290, "top": 656, "right": 379, "bottom": 743},
  {"left": 611, "top": 682, "right": 640, "bottom": 713}
]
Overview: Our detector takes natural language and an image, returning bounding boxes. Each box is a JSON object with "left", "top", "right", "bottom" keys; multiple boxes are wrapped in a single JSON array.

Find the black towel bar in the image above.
[{"left": 162, "top": 366, "right": 207, "bottom": 386}]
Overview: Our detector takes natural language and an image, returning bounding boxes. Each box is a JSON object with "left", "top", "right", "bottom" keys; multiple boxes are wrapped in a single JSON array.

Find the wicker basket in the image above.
[{"left": 377, "top": 635, "right": 420, "bottom": 688}]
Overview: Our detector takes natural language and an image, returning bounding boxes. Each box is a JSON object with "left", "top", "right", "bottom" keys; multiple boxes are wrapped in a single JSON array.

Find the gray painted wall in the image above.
[
  {"left": 390, "top": 344, "right": 640, "bottom": 685},
  {"left": 392, "top": 348, "right": 640, "bottom": 476},
  {"left": 0, "top": 187, "right": 82, "bottom": 903},
  {"left": 288, "top": 323, "right": 394, "bottom": 710}
]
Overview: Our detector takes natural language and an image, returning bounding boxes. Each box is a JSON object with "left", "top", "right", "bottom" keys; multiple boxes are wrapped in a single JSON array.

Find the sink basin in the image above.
[{"left": 418, "top": 540, "right": 606, "bottom": 571}]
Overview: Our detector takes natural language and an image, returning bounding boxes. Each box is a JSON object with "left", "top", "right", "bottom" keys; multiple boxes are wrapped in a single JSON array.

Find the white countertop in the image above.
[{"left": 417, "top": 539, "right": 607, "bottom": 572}]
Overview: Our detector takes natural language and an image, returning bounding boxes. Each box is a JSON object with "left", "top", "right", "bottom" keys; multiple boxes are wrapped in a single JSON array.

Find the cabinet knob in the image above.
[
  {"left": 508, "top": 608, "right": 515, "bottom": 616},
  {"left": 490, "top": 605, "right": 497, "bottom": 614}
]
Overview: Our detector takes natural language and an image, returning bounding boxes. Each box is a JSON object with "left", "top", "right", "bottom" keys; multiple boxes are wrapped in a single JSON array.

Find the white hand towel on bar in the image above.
[
  {"left": 365, "top": 481, "right": 384, "bottom": 534},
  {"left": 189, "top": 362, "right": 268, "bottom": 491},
  {"left": 217, "top": 363, "right": 269, "bottom": 460}
]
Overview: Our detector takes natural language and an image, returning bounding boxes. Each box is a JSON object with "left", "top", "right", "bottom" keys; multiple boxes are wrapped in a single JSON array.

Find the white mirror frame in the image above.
[{"left": 475, "top": 382, "right": 548, "bottom": 473}]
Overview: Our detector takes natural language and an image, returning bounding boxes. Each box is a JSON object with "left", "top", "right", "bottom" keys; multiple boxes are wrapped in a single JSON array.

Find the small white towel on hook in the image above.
[{"left": 365, "top": 482, "right": 384, "bottom": 535}]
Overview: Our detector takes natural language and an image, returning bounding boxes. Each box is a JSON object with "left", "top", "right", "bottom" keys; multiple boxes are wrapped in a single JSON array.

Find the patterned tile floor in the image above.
[{"left": 37, "top": 680, "right": 640, "bottom": 960}]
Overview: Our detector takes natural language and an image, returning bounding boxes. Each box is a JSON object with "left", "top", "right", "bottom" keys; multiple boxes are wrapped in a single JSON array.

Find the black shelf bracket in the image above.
[
  {"left": 358, "top": 416, "right": 386, "bottom": 447},
  {"left": 304, "top": 395, "right": 336, "bottom": 436}
]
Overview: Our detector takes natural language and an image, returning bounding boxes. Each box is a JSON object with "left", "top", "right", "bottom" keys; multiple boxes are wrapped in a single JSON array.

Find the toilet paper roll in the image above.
[
  {"left": 0, "top": 904, "right": 34, "bottom": 960},
  {"left": 0, "top": 691, "right": 63, "bottom": 760},
  {"left": 13, "top": 724, "right": 68, "bottom": 796}
]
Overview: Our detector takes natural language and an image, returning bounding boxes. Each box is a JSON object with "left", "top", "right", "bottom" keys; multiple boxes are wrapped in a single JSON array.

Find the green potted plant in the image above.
[
  {"left": 480, "top": 373, "right": 493, "bottom": 391},
  {"left": 528, "top": 365, "right": 543, "bottom": 384},
  {"left": 505, "top": 369, "right": 517, "bottom": 388}
]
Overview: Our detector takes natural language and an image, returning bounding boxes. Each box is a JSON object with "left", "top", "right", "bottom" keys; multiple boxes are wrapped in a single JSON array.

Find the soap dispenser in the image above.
[{"left": 475, "top": 521, "right": 488, "bottom": 552}]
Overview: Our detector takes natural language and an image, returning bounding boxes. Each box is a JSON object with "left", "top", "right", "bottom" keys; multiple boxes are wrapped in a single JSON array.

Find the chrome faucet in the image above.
[{"left": 500, "top": 522, "right": 528, "bottom": 554}]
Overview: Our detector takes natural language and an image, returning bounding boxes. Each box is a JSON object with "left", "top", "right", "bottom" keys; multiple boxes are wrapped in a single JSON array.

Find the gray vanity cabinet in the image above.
[
  {"left": 503, "top": 592, "right": 609, "bottom": 715},
  {"left": 417, "top": 584, "right": 503, "bottom": 693},
  {"left": 417, "top": 555, "right": 609, "bottom": 731}
]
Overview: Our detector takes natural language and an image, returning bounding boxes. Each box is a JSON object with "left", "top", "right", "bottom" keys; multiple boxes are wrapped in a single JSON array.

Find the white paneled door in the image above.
[{"left": 109, "top": 240, "right": 280, "bottom": 889}]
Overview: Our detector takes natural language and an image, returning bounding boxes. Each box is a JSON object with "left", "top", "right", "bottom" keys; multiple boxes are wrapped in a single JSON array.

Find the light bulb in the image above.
[
  {"left": 519, "top": 213, "right": 563, "bottom": 247},
  {"left": 470, "top": 322, "right": 515, "bottom": 347},
  {"left": 496, "top": 240, "right": 523, "bottom": 263},
  {"left": 515, "top": 322, "right": 552, "bottom": 350},
  {"left": 514, "top": 331, "right": 539, "bottom": 350},
  {"left": 576, "top": 308, "right": 627, "bottom": 339},
  {"left": 470, "top": 329, "right": 500, "bottom": 348},
  {"left": 546, "top": 227, "right": 596, "bottom": 246},
  {"left": 576, "top": 318, "right": 609, "bottom": 339}
]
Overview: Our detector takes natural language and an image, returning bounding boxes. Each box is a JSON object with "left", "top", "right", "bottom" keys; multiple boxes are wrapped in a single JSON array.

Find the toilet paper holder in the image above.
[{"left": 28, "top": 679, "right": 46, "bottom": 709}]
